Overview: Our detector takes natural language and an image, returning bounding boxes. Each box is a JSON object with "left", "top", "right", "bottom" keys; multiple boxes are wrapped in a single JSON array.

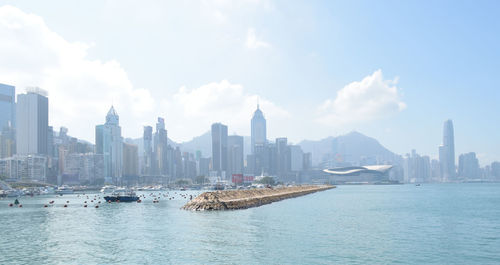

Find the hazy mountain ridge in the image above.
[
  {"left": 298, "top": 131, "right": 402, "bottom": 166},
  {"left": 131, "top": 130, "right": 402, "bottom": 167}
]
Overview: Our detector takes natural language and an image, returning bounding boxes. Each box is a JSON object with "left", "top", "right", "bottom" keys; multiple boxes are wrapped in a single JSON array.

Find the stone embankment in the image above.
[{"left": 182, "top": 185, "right": 335, "bottom": 211}]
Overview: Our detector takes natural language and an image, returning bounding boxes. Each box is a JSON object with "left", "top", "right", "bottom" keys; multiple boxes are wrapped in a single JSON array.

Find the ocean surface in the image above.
[{"left": 1, "top": 183, "right": 499, "bottom": 264}]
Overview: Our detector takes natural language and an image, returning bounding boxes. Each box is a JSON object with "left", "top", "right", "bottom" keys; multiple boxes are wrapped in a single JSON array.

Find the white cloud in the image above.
[
  {"left": 164, "top": 80, "right": 289, "bottom": 140},
  {"left": 0, "top": 5, "right": 155, "bottom": 141},
  {"left": 0, "top": 5, "right": 286, "bottom": 142},
  {"left": 316, "top": 69, "right": 406, "bottom": 125},
  {"left": 246, "top": 27, "right": 271, "bottom": 49}
]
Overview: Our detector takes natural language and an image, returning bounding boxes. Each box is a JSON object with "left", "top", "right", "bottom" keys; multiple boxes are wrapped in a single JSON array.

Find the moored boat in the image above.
[
  {"left": 104, "top": 189, "right": 139, "bottom": 202},
  {"left": 56, "top": 185, "right": 74, "bottom": 195},
  {"left": 100, "top": 185, "right": 116, "bottom": 193}
]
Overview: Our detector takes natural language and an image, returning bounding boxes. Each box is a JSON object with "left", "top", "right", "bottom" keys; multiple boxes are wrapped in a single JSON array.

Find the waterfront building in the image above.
[
  {"left": 95, "top": 106, "right": 123, "bottom": 184},
  {"left": 303, "top": 152, "right": 312, "bottom": 171},
  {"left": 211, "top": 122, "right": 228, "bottom": 179},
  {"left": 458, "top": 152, "right": 480, "bottom": 180},
  {"left": 430, "top": 159, "right": 441, "bottom": 182},
  {"left": 439, "top": 119, "right": 456, "bottom": 181},
  {"left": 228, "top": 135, "right": 244, "bottom": 178},
  {"left": 0, "top": 83, "right": 15, "bottom": 131},
  {"left": 0, "top": 125, "right": 15, "bottom": 158},
  {"left": 290, "top": 145, "right": 304, "bottom": 172},
  {"left": 251, "top": 104, "right": 267, "bottom": 154},
  {"left": 143, "top": 125, "right": 153, "bottom": 175},
  {"left": 123, "top": 142, "right": 139, "bottom": 184},
  {"left": 0, "top": 154, "right": 47, "bottom": 182},
  {"left": 323, "top": 165, "right": 393, "bottom": 184},
  {"left": 198, "top": 157, "right": 210, "bottom": 177},
  {"left": 491, "top": 161, "right": 500, "bottom": 180},
  {"left": 276, "top": 137, "right": 290, "bottom": 179},
  {"left": 63, "top": 153, "right": 104, "bottom": 185},
  {"left": 403, "top": 150, "right": 431, "bottom": 183},
  {"left": 16, "top": 88, "right": 49, "bottom": 155},
  {"left": 153, "top": 117, "right": 168, "bottom": 175}
]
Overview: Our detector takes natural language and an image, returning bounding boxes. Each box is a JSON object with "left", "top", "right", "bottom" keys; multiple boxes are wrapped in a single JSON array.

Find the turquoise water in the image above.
[{"left": 1, "top": 184, "right": 499, "bottom": 264}]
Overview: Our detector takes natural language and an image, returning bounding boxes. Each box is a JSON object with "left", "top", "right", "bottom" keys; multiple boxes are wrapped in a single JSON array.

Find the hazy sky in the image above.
[{"left": 0, "top": 0, "right": 499, "bottom": 165}]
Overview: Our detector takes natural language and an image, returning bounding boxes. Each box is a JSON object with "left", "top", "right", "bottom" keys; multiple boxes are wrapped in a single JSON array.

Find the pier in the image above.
[{"left": 182, "top": 185, "right": 335, "bottom": 211}]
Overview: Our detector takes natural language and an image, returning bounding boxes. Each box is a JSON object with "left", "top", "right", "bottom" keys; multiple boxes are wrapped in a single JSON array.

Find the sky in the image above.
[{"left": 0, "top": 0, "right": 499, "bottom": 165}]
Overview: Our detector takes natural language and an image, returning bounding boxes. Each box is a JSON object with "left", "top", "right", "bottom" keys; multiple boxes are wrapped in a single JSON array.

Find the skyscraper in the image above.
[
  {"left": 153, "top": 117, "right": 168, "bottom": 175},
  {"left": 251, "top": 104, "right": 267, "bottom": 154},
  {"left": 0, "top": 83, "right": 15, "bottom": 130},
  {"left": 143, "top": 125, "right": 153, "bottom": 175},
  {"left": 123, "top": 142, "right": 139, "bottom": 183},
  {"left": 95, "top": 106, "right": 123, "bottom": 184},
  {"left": 458, "top": 152, "right": 480, "bottom": 180},
  {"left": 228, "top": 135, "right": 244, "bottom": 177},
  {"left": 439, "top": 119, "right": 455, "bottom": 181},
  {"left": 16, "top": 88, "right": 49, "bottom": 155},
  {"left": 211, "top": 122, "right": 228, "bottom": 178}
]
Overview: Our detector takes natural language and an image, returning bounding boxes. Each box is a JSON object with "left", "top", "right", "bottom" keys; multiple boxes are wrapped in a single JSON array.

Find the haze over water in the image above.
[{"left": 1, "top": 184, "right": 499, "bottom": 264}]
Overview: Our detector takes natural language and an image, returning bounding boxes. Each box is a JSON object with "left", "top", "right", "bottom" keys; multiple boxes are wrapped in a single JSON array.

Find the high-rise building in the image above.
[
  {"left": 403, "top": 149, "right": 431, "bottom": 183},
  {"left": 276, "top": 137, "right": 290, "bottom": 179},
  {"left": 228, "top": 135, "right": 244, "bottom": 176},
  {"left": 251, "top": 104, "right": 267, "bottom": 154},
  {"left": 458, "top": 152, "right": 480, "bottom": 180},
  {"left": 491, "top": 162, "right": 500, "bottom": 180},
  {"left": 290, "top": 145, "right": 304, "bottom": 172},
  {"left": 0, "top": 154, "right": 47, "bottom": 181},
  {"left": 16, "top": 88, "right": 49, "bottom": 155},
  {"left": 0, "top": 126, "right": 15, "bottom": 158},
  {"left": 439, "top": 119, "right": 455, "bottom": 181},
  {"left": 211, "top": 123, "right": 228, "bottom": 178},
  {"left": 63, "top": 153, "right": 104, "bottom": 185},
  {"left": 143, "top": 126, "right": 153, "bottom": 175},
  {"left": 95, "top": 106, "right": 123, "bottom": 184},
  {"left": 153, "top": 117, "right": 168, "bottom": 175},
  {"left": 123, "top": 142, "right": 139, "bottom": 183},
  {"left": 0, "top": 83, "right": 15, "bottom": 131}
]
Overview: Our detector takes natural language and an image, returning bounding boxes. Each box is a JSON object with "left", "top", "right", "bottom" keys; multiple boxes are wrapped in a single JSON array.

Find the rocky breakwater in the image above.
[{"left": 182, "top": 185, "right": 335, "bottom": 211}]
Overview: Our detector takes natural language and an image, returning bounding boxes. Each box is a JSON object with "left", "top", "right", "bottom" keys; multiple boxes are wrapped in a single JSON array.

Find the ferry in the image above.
[
  {"left": 104, "top": 189, "right": 139, "bottom": 202},
  {"left": 55, "top": 185, "right": 74, "bottom": 195}
]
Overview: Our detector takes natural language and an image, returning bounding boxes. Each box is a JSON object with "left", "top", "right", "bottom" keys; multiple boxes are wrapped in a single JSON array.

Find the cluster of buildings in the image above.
[
  {"left": 403, "top": 119, "right": 500, "bottom": 183},
  {"left": 0, "top": 83, "right": 312, "bottom": 186},
  {"left": 1, "top": 82, "right": 499, "bottom": 186}
]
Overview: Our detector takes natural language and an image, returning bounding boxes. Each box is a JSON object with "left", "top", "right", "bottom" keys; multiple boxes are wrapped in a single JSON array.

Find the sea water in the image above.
[{"left": 1, "top": 183, "right": 499, "bottom": 264}]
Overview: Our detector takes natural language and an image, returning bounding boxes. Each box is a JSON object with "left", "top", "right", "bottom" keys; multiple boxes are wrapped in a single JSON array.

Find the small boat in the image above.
[
  {"left": 56, "top": 185, "right": 74, "bottom": 195},
  {"left": 100, "top": 185, "right": 116, "bottom": 193},
  {"left": 104, "top": 189, "right": 139, "bottom": 202}
]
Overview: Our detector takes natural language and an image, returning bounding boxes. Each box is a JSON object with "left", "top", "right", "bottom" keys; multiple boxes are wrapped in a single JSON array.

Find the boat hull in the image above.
[{"left": 104, "top": 196, "right": 139, "bottom": 202}]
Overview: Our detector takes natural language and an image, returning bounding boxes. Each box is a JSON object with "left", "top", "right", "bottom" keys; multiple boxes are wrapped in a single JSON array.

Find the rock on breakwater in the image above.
[{"left": 182, "top": 185, "right": 335, "bottom": 211}]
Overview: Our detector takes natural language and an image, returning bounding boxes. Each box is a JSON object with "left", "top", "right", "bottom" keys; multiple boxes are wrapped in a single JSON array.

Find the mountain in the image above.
[
  {"left": 177, "top": 131, "right": 251, "bottom": 158},
  {"left": 298, "top": 131, "right": 402, "bottom": 166},
  {"left": 178, "top": 131, "right": 211, "bottom": 156},
  {"left": 130, "top": 130, "right": 401, "bottom": 167}
]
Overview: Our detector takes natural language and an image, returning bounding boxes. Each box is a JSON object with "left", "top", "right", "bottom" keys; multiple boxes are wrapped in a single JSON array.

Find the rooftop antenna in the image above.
[{"left": 257, "top": 97, "right": 260, "bottom": 109}]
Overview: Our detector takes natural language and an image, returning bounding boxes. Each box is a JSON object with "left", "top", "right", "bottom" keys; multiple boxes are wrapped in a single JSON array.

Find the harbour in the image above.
[{"left": 1, "top": 183, "right": 499, "bottom": 264}]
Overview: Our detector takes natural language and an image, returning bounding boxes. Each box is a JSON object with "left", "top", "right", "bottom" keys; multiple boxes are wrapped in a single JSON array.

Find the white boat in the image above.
[
  {"left": 100, "top": 185, "right": 116, "bottom": 193},
  {"left": 56, "top": 185, "right": 74, "bottom": 194},
  {"left": 5, "top": 189, "right": 23, "bottom": 197}
]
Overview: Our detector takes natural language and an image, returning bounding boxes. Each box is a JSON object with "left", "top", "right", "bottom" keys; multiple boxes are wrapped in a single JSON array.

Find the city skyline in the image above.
[{"left": 0, "top": 2, "right": 499, "bottom": 165}]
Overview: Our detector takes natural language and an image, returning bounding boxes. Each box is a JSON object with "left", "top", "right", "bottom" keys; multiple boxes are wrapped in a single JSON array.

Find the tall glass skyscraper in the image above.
[
  {"left": 251, "top": 104, "right": 266, "bottom": 154},
  {"left": 95, "top": 106, "right": 123, "bottom": 184},
  {"left": 16, "top": 88, "right": 49, "bottom": 155},
  {"left": 0, "top": 83, "right": 15, "bottom": 130},
  {"left": 211, "top": 122, "right": 228, "bottom": 178},
  {"left": 439, "top": 119, "right": 455, "bottom": 181}
]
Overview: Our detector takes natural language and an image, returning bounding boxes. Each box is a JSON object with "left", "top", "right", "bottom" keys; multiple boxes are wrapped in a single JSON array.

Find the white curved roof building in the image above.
[{"left": 323, "top": 165, "right": 394, "bottom": 184}]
